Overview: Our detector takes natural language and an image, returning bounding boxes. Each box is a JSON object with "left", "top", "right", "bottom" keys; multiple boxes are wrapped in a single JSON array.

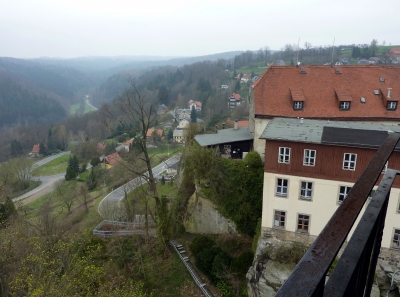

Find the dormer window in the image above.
[
  {"left": 387, "top": 101, "right": 397, "bottom": 110},
  {"left": 340, "top": 101, "right": 350, "bottom": 110},
  {"left": 294, "top": 101, "right": 303, "bottom": 110}
]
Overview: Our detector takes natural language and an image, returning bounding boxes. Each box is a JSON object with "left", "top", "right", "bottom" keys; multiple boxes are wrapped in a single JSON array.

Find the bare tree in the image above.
[
  {"left": 304, "top": 41, "right": 312, "bottom": 50},
  {"left": 55, "top": 180, "right": 75, "bottom": 214},
  {"left": 100, "top": 79, "right": 162, "bottom": 207}
]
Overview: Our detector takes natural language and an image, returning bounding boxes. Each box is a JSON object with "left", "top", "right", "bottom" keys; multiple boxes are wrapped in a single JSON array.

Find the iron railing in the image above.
[{"left": 276, "top": 133, "right": 400, "bottom": 297}]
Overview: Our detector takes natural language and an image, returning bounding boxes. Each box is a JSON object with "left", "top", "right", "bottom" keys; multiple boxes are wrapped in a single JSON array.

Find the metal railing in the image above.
[
  {"left": 276, "top": 133, "right": 400, "bottom": 297},
  {"left": 93, "top": 220, "right": 156, "bottom": 237},
  {"left": 169, "top": 241, "right": 214, "bottom": 297}
]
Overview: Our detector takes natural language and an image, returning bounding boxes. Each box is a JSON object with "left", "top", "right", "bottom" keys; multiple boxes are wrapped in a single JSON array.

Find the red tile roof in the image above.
[
  {"left": 253, "top": 66, "right": 400, "bottom": 120},
  {"left": 146, "top": 128, "right": 164, "bottom": 137},
  {"left": 105, "top": 152, "right": 121, "bottom": 167},
  {"left": 229, "top": 93, "right": 242, "bottom": 101},
  {"left": 32, "top": 144, "right": 40, "bottom": 153},
  {"left": 238, "top": 120, "right": 249, "bottom": 128},
  {"left": 389, "top": 48, "right": 400, "bottom": 57},
  {"left": 188, "top": 100, "right": 202, "bottom": 107}
]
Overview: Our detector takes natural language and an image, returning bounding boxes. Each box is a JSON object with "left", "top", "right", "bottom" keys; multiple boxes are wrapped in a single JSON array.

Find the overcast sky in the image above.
[{"left": 1, "top": 0, "right": 398, "bottom": 59}]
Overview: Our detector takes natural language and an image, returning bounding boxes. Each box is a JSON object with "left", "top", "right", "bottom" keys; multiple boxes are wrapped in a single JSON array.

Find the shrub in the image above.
[
  {"left": 231, "top": 251, "right": 254, "bottom": 274},
  {"left": 195, "top": 246, "right": 223, "bottom": 284},
  {"left": 189, "top": 235, "right": 215, "bottom": 256},
  {"left": 217, "top": 281, "right": 233, "bottom": 297},
  {"left": 261, "top": 242, "right": 306, "bottom": 264}
]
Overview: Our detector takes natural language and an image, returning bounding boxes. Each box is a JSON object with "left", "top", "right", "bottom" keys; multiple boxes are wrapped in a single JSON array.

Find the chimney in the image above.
[
  {"left": 300, "top": 118, "right": 304, "bottom": 124},
  {"left": 388, "top": 88, "right": 392, "bottom": 98},
  {"left": 222, "top": 123, "right": 225, "bottom": 129},
  {"left": 215, "top": 125, "right": 218, "bottom": 133},
  {"left": 234, "top": 120, "right": 238, "bottom": 130}
]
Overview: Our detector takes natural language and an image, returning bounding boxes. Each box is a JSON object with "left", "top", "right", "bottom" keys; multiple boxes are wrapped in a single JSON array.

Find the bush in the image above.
[
  {"left": 231, "top": 251, "right": 254, "bottom": 274},
  {"left": 189, "top": 235, "right": 215, "bottom": 256},
  {"left": 217, "top": 281, "right": 233, "bottom": 297},
  {"left": 195, "top": 246, "right": 223, "bottom": 284},
  {"left": 261, "top": 242, "right": 306, "bottom": 264}
]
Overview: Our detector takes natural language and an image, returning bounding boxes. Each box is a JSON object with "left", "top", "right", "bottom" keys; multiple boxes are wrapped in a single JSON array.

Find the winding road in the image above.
[{"left": 98, "top": 153, "right": 182, "bottom": 220}]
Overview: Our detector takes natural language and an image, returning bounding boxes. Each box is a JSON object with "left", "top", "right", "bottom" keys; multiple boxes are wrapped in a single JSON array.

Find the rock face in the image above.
[
  {"left": 184, "top": 191, "right": 238, "bottom": 235},
  {"left": 247, "top": 237, "right": 382, "bottom": 297},
  {"left": 380, "top": 264, "right": 400, "bottom": 295}
]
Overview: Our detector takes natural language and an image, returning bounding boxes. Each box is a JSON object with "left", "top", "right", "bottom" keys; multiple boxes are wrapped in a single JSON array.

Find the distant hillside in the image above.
[
  {"left": 0, "top": 75, "right": 66, "bottom": 126},
  {"left": 0, "top": 57, "right": 94, "bottom": 126}
]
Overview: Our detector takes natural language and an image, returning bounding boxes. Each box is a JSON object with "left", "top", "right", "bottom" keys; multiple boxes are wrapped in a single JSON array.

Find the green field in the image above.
[
  {"left": 31, "top": 154, "right": 70, "bottom": 176},
  {"left": 70, "top": 100, "right": 95, "bottom": 115}
]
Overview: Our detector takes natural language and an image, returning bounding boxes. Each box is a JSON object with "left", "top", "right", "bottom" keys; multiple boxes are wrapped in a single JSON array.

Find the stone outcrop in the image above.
[
  {"left": 184, "top": 191, "right": 237, "bottom": 235},
  {"left": 247, "top": 237, "right": 382, "bottom": 297}
]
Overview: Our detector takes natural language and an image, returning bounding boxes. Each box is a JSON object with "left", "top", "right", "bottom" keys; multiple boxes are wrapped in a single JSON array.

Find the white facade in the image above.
[{"left": 262, "top": 172, "right": 400, "bottom": 249}]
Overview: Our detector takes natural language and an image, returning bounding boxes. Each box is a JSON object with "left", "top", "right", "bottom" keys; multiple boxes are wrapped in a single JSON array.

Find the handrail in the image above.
[{"left": 169, "top": 241, "right": 214, "bottom": 297}]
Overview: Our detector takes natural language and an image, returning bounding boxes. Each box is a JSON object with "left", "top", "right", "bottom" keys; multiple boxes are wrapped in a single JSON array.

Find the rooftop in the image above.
[
  {"left": 253, "top": 66, "right": 400, "bottom": 120},
  {"left": 260, "top": 117, "right": 400, "bottom": 149},
  {"left": 194, "top": 127, "right": 253, "bottom": 147}
]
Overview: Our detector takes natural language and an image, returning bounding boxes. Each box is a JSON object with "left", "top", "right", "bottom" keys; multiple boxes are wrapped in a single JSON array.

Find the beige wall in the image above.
[{"left": 262, "top": 172, "right": 400, "bottom": 249}]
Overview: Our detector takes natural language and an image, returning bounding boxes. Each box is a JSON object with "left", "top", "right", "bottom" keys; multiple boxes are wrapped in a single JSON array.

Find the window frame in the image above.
[
  {"left": 297, "top": 213, "right": 310, "bottom": 233},
  {"left": 303, "top": 149, "right": 316, "bottom": 166},
  {"left": 293, "top": 101, "right": 303, "bottom": 110},
  {"left": 387, "top": 101, "right": 397, "bottom": 110},
  {"left": 340, "top": 101, "right": 350, "bottom": 110},
  {"left": 392, "top": 228, "right": 400, "bottom": 249},
  {"left": 278, "top": 147, "right": 291, "bottom": 164},
  {"left": 338, "top": 186, "right": 352, "bottom": 204},
  {"left": 276, "top": 178, "right": 289, "bottom": 197},
  {"left": 343, "top": 153, "right": 357, "bottom": 170},
  {"left": 300, "top": 181, "right": 313, "bottom": 201},
  {"left": 274, "top": 210, "right": 286, "bottom": 228}
]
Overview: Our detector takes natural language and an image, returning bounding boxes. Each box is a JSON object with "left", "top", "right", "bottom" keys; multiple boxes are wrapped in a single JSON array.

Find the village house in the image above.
[
  {"left": 157, "top": 104, "right": 169, "bottom": 116},
  {"left": 188, "top": 100, "right": 202, "bottom": 112},
  {"left": 173, "top": 129, "right": 184, "bottom": 143},
  {"left": 176, "top": 118, "right": 189, "bottom": 130},
  {"left": 146, "top": 128, "right": 164, "bottom": 140},
  {"left": 30, "top": 143, "right": 40, "bottom": 158},
  {"left": 240, "top": 74, "right": 251, "bottom": 83},
  {"left": 100, "top": 152, "right": 122, "bottom": 169},
  {"left": 228, "top": 93, "right": 243, "bottom": 109}
]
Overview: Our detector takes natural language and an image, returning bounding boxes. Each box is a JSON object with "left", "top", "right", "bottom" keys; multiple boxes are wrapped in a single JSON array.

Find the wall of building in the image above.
[{"left": 261, "top": 172, "right": 400, "bottom": 249}]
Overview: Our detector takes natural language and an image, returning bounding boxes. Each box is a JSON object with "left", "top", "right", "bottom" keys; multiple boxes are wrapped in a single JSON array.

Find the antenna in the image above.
[
  {"left": 331, "top": 37, "right": 335, "bottom": 64},
  {"left": 297, "top": 37, "right": 300, "bottom": 64}
]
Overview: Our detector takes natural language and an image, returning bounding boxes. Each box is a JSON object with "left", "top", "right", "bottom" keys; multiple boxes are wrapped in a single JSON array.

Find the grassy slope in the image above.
[
  {"left": 31, "top": 154, "right": 70, "bottom": 176},
  {"left": 70, "top": 101, "right": 95, "bottom": 115}
]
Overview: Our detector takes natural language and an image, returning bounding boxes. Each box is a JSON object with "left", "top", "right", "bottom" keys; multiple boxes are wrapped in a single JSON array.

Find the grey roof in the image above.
[
  {"left": 173, "top": 130, "right": 184, "bottom": 137},
  {"left": 194, "top": 127, "right": 253, "bottom": 147},
  {"left": 260, "top": 117, "right": 400, "bottom": 146}
]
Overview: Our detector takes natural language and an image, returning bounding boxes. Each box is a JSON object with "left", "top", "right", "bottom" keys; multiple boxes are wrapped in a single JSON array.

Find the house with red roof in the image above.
[
  {"left": 248, "top": 66, "right": 400, "bottom": 274},
  {"left": 101, "top": 152, "right": 122, "bottom": 168},
  {"left": 146, "top": 128, "right": 164, "bottom": 140},
  {"left": 228, "top": 93, "right": 243, "bottom": 109},
  {"left": 250, "top": 65, "right": 400, "bottom": 160},
  {"left": 188, "top": 100, "right": 202, "bottom": 111},
  {"left": 31, "top": 143, "right": 40, "bottom": 158}
]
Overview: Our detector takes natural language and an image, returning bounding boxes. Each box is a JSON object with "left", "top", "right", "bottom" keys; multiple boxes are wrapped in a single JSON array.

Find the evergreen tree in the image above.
[
  {"left": 158, "top": 85, "right": 170, "bottom": 105},
  {"left": 167, "top": 129, "right": 173, "bottom": 140},
  {"left": 191, "top": 105, "right": 197, "bottom": 123},
  {"left": 11, "top": 140, "right": 22, "bottom": 157},
  {"left": 72, "top": 155, "right": 80, "bottom": 174},
  {"left": 232, "top": 69, "right": 237, "bottom": 79},
  {"left": 234, "top": 80, "right": 241, "bottom": 93},
  {"left": 86, "top": 168, "right": 97, "bottom": 190},
  {"left": 65, "top": 155, "right": 79, "bottom": 180}
]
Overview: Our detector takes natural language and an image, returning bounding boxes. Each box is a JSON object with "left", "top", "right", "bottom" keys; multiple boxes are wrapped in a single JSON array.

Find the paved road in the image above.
[
  {"left": 86, "top": 99, "right": 98, "bottom": 111},
  {"left": 14, "top": 151, "right": 70, "bottom": 202},
  {"left": 13, "top": 173, "right": 65, "bottom": 202},
  {"left": 98, "top": 153, "right": 182, "bottom": 220},
  {"left": 31, "top": 151, "right": 71, "bottom": 171}
]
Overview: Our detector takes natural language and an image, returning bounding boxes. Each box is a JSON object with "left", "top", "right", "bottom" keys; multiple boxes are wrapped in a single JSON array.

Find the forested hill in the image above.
[
  {"left": 0, "top": 57, "right": 94, "bottom": 126},
  {"left": 0, "top": 76, "right": 66, "bottom": 126}
]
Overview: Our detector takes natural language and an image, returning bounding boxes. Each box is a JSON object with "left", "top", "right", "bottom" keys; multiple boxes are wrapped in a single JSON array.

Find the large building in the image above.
[
  {"left": 249, "top": 66, "right": 400, "bottom": 161},
  {"left": 260, "top": 117, "right": 400, "bottom": 252}
]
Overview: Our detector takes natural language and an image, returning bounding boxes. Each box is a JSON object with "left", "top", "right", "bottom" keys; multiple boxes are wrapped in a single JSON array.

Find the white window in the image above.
[
  {"left": 300, "top": 181, "right": 313, "bottom": 200},
  {"left": 393, "top": 229, "right": 400, "bottom": 248},
  {"left": 303, "top": 149, "right": 316, "bottom": 166},
  {"left": 294, "top": 101, "right": 303, "bottom": 110},
  {"left": 340, "top": 101, "right": 350, "bottom": 110},
  {"left": 276, "top": 178, "right": 288, "bottom": 197},
  {"left": 274, "top": 210, "right": 286, "bottom": 228},
  {"left": 343, "top": 153, "right": 357, "bottom": 170},
  {"left": 387, "top": 101, "right": 397, "bottom": 110},
  {"left": 278, "top": 147, "right": 291, "bottom": 164},
  {"left": 297, "top": 214, "right": 310, "bottom": 232},
  {"left": 338, "top": 186, "right": 352, "bottom": 204}
]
